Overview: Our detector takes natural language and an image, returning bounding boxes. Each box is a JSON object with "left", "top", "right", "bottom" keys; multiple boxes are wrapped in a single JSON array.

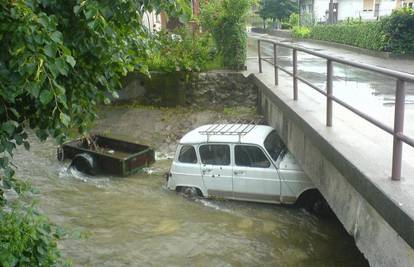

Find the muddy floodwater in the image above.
[{"left": 13, "top": 107, "right": 368, "bottom": 266}]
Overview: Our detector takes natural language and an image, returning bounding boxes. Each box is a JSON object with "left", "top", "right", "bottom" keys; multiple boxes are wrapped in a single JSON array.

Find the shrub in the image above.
[
  {"left": 289, "top": 13, "right": 299, "bottom": 27},
  {"left": 201, "top": 0, "right": 251, "bottom": 70},
  {"left": 308, "top": 22, "right": 386, "bottom": 51},
  {"left": 382, "top": 8, "right": 414, "bottom": 54},
  {"left": 292, "top": 26, "right": 311, "bottom": 38},
  {"left": 281, "top": 22, "right": 291, "bottom": 29},
  {"left": 0, "top": 206, "right": 69, "bottom": 267},
  {"left": 147, "top": 28, "right": 218, "bottom": 72}
]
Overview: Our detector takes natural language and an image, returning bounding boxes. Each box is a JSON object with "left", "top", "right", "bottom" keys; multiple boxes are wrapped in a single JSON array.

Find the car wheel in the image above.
[
  {"left": 179, "top": 187, "right": 200, "bottom": 198},
  {"left": 310, "top": 197, "right": 331, "bottom": 216}
]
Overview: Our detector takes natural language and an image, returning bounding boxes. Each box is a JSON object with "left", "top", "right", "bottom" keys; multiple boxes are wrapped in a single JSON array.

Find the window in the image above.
[
  {"left": 235, "top": 145, "right": 270, "bottom": 168},
  {"left": 178, "top": 145, "right": 197, "bottom": 164},
  {"left": 199, "top": 145, "right": 230, "bottom": 165},
  {"left": 264, "top": 131, "right": 285, "bottom": 161},
  {"left": 363, "top": 0, "right": 374, "bottom": 11}
]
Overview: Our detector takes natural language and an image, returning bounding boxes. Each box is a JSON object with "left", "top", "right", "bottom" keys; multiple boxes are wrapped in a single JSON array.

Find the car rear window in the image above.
[
  {"left": 178, "top": 145, "right": 197, "bottom": 164},
  {"left": 199, "top": 144, "right": 230, "bottom": 165}
]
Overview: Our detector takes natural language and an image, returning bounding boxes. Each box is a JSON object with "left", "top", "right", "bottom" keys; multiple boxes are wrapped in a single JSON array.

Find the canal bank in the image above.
[{"left": 12, "top": 105, "right": 368, "bottom": 266}]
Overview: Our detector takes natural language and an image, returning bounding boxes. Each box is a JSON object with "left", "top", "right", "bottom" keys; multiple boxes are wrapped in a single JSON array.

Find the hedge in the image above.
[
  {"left": 309, "top": 22, "right": 386, "bottom": 51},
  {"left": 295, "top": 8, "right": 414, "bottom": 55}
]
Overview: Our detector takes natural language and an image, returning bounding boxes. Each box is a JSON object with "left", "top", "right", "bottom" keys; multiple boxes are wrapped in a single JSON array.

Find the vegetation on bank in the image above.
[
  {"left": 200, "top": 0, "right": 252, "bottom": 70},
  {"left": 292, "top": 8, "right": 414, "bottom": 55},
  {"left": 147, "top": 0, "right": 253, "bottom": 72},
  {"left": 0, "top": 0, "right": 188, "bottom": 265}
]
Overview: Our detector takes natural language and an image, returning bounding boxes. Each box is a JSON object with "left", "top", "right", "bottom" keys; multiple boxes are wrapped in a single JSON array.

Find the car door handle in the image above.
[
  {"left": 234, "top": 171, "right": 244, "bottom": 175},
  {"left": 202, "top": 169, "right": 212, "bottom": 174}
]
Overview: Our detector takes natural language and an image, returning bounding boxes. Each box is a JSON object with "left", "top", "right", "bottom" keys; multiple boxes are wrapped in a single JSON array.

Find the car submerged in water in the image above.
[{"left": 166, "top": 124, "right": 328, "bottom": 213}]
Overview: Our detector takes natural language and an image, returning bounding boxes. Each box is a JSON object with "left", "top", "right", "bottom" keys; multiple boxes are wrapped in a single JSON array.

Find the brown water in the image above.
[{"left": 12, "top": 133, "right": 369, "bottom": 267}]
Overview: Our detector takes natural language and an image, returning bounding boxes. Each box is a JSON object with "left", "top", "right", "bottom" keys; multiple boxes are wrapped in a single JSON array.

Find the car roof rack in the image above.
[{"left": 198, "top": 119, "right": 261, "bottom": 142}]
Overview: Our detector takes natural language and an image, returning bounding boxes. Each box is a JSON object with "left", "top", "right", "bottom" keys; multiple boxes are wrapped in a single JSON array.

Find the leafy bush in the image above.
[
  {"left": 201, "top": 0, "right": 251, "bottom": 70},
  {"left": 0, "top": 206, "right": 69, "bottom": 267},
  {"left": 148, "top": 28, "right": 219, "bottom": 72},
  {"left": 292, "top": 26, "right": 311, "bottom": 38},
  {"left": 281, "top": 22, "right": 291, "bottom": 29},
  {"left": 307, "top": 22, "right": 386, "bottom": 51},
  {"left": 289, "top": 13, "right": 299, "bottom": 27},
  {"left": 382, "top": 8, "right": 414, "bottom": 54}
]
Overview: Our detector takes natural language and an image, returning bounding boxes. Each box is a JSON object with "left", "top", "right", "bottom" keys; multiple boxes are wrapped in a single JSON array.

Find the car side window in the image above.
[
  {"left": 178, "top": 145, "right": 197, "bottom": 164},
  {"left": 199, "top": 144, "right": 230, "bottom": 165},
  {"left": 235, "top": 145, "right": 271, "bottom": 168}
]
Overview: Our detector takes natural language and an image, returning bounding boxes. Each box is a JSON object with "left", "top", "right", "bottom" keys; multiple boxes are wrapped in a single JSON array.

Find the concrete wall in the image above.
[{"left": 250, "top": 74, "right": 414, "bottom": 267}]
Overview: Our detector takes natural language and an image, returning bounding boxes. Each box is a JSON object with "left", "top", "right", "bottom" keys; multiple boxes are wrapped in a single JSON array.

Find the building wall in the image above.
[
  {"left": 142, "top": 11, "right": 163, "bottom": 32},
  {"left": 303, "top": 0, "right": 399, "bottom": 24}
]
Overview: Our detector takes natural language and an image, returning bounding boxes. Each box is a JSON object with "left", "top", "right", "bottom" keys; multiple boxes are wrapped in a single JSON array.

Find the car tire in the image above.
[{"left": 179, "top": 187, "right": 200, "bottom": 198}]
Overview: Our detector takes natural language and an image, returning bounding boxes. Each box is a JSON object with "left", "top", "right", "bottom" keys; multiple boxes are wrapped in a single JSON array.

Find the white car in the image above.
[{"left": 167, "top": 124, "right": 326, "bottom": 211}]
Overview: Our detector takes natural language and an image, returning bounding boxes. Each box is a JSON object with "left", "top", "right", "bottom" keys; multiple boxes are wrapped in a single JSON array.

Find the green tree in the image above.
[
  {"left": 0, "top": 0, "right": 190, "bottom": 178},
  {"left": 0, "top": 1, "right": 187, "bottom": 264},
  {"left": 258, "top": 0, "right": 297, "bottom": 29}
]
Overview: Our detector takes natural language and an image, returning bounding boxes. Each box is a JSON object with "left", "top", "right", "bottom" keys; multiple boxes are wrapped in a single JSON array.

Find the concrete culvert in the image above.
[{"left": 72, "top": 153, "right": 98, "bottom": 175}]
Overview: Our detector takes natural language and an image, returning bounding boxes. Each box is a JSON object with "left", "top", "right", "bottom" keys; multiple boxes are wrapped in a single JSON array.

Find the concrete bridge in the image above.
[{"left": 245, "top": 37, "right": 414, "bottom": 267}]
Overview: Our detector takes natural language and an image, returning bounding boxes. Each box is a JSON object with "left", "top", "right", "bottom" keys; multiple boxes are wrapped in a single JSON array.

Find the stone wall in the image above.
[{"left": 118, "top": 71, "right": 257, "bottom": 109}]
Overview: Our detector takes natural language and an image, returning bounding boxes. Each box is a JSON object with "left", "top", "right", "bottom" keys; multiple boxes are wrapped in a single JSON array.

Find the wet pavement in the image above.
[{"left": 247, "top": 34, "right": 414, "bottom": 178}]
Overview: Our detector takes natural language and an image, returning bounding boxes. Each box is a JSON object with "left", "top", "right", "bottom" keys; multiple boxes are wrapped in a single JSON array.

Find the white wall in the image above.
[
  {"left": 142, "top": 11, "right": 162, "bottom": 32},
  {"left": 314, "top": 0, "right": 331, "bottom": 23},
  {"left": 313, "top": 0, "right": 397, "bottom": 23}
]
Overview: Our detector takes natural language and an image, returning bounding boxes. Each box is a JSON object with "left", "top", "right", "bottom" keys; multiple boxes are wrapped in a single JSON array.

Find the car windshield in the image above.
[{"left": 264, "top": 130, "right": 284, "bottom": 161}]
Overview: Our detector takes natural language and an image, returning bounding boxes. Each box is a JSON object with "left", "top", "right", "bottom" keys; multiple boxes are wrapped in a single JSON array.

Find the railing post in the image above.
[
  {"left": 293, "top": 49, "right": 298, "bottom": 100},
  {"left": 326, "top": 59, "right": 333, "bottom": 127},
  {"left": 258, "top": 40, "right": 262, "bottom": 73},
  {"left": 273, "top": 43, "right": 278, "bottom": 86},
  {"left": 391, "top": 79, "right": 406, "bottom": 181}
]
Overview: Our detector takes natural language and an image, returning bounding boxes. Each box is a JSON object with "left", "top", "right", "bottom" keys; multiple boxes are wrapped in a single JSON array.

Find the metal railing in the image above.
[{"left": 256, "top": 38, "right": 414, "bottom": 181}]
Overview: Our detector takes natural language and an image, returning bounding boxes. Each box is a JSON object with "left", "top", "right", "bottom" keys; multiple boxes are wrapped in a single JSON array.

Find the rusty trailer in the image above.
[{"left": 57, "top": 135, "right": 155, "bottom": 176}]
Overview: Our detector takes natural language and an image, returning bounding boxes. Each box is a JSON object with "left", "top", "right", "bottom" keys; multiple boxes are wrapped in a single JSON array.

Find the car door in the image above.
[
  {"left": 232, "top": 144, "right": 281, "bottom": 203},
  {"left": 199, "top": 144, "right": 233, "bottom": 198}
]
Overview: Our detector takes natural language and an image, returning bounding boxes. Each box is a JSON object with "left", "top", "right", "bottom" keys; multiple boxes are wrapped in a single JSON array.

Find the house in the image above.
[{"left": 300, "top": 0, "right": 413, "bottom": 24}]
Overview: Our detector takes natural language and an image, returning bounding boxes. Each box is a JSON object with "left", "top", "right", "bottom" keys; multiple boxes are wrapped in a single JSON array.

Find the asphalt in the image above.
[{"left": 248, "top": 32, "right": 414, "bottom": 75}]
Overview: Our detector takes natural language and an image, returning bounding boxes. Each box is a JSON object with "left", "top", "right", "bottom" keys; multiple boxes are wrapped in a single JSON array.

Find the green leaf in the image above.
[
  {"left": 39, "top": 90, "right": 54, "bottom": 105},
  {"left": 2, "top": 121, "right": 16, "bottom": 136},
  {"left": 24, "top": 141, "right": 30, "bottom": 150},
  {"left": 59, "top": 113, "right": 70, "bottom": 127},
  {"left": 74, "top": 5, "right": 81, "bottom": 14},
  {"left": 65, "top": 55, "right": 76, "bottom": 67},
  {"left": 0, "top": 157, "right": 9, "bottom": 168},
  {"left": 50, "top": 31, "right": 63, "bottom": 44},
  {"left": 28, "top": 83, "right": 40, "bottom": 97},
  {"left": 44, "top": 44, "right": 57, "bottom": 58}
]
